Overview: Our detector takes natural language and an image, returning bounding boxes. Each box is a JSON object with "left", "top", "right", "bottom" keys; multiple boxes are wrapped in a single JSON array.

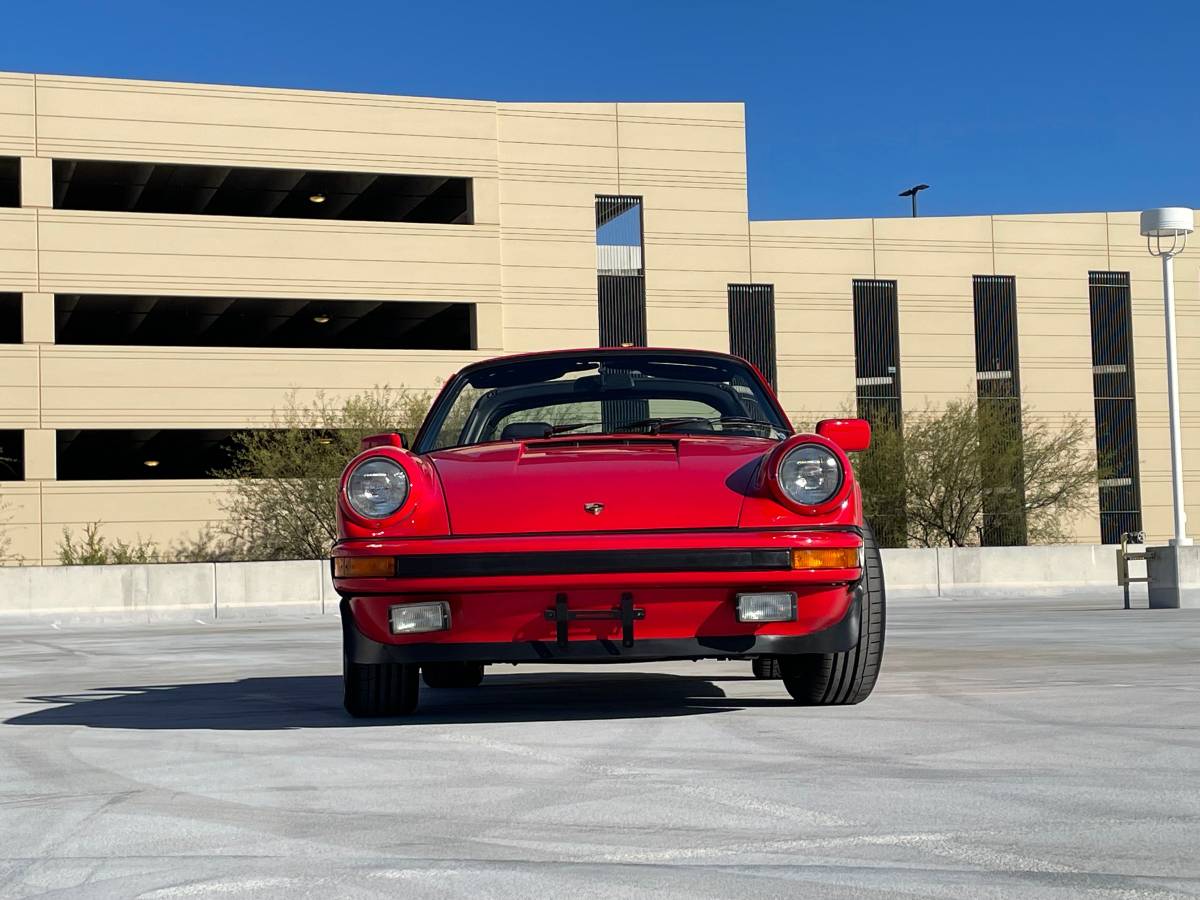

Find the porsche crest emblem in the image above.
[{"left": 583, "top": 502, "right": 605, "bottom": 515}]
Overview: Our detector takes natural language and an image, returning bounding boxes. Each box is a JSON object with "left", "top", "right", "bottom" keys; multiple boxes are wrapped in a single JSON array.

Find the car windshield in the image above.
[{"left": 418, "top": 352, "right": 791, "bottom": 452}]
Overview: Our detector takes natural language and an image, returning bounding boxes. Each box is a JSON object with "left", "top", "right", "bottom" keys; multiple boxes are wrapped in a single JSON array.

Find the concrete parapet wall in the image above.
[
  {"left": 876, "top": 549, "right": 942, "bottom": 596},
  {"left": 881, "top": 544, "right": 1135, "bottom": 599},
  {"left": 0, "top": 560, "right": 336, "bottom": 623},
  {"left": 0, "top": 545, "right": 1145, "bottom": 622},
  {"left": 934, "top": 544, "right": 1120, "bottom": 594}
]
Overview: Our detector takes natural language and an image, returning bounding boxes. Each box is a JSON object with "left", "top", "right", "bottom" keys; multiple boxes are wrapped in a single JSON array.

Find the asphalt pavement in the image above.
[{"left": 1, "top": 594, "right": 1198, "bottom": 899}]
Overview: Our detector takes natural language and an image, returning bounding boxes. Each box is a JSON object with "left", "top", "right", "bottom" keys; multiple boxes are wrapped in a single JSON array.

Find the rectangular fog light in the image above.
[
  {"left": 736, "top": 592, "right": 797, "bottom": 623},
  {"left": 389, "top": 602, "right": 451, "bottom": 635}
]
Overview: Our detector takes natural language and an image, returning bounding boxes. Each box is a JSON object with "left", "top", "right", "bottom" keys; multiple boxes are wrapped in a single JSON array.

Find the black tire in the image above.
[
  {"left": 752, "top": 657, "right": 781, "bottom": 679},
  {"left": 422, "top": 662, "right": 485, "bottom": 689},
  {"left": 343, "top": 656, "right": 420, "bottom": 717},
  {"left": 778, "top": 526, "right": 886, "bottom": 706}
]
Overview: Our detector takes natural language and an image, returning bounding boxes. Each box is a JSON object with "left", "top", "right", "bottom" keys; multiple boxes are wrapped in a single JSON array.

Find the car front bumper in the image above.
[{"left": 334, "top": 529, "right": 865, "bottom": 664}]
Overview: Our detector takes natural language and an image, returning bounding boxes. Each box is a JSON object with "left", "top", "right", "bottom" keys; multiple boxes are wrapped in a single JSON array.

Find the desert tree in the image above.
[
  {"left": 216, "top": 387, "right": 432, "bottom": 560},
  {"left": 896, "top": 399, "right": 1097, "bottom": 547},
  {"left": 847, "top": 416, "right": 909, "bottom": 548},
  {"left": 798, "top": 399, "right": 1098, "bottom": 548}
]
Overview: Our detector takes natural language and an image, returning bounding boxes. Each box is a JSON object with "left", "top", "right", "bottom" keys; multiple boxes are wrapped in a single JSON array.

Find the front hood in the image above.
[{"left": 428, "top": 436, "right": 772, "bottom": 535}]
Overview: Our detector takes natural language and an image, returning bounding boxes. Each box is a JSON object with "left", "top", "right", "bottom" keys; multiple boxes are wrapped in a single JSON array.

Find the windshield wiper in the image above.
[
  {"left": 547, "top": 421, "right": 604, "bottom": 434},
  {"left": 543, "top": 416, "right": 788, "bottom": 438},
  {"left": 615, "top": 416, "right": 704, "bottom": 433},
  {"left": 614, "top": 416, "right": 787, "bottom": 437},
  {"left": 711, "top": 415, "right": 789, "bottom": 437}
]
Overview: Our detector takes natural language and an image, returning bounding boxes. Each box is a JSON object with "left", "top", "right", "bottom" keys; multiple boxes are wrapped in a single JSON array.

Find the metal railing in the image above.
[{"left": 1116, "top": 530, "right": 1148, "bottom": 610}]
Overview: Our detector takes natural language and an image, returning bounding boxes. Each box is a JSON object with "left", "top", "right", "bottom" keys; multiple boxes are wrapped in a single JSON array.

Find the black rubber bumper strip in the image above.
[
  {"left": 340, "top": 585, "right": 861, "bottom": 665},
  {"left": 389, "top": 548, "right": 791, "bottom": 579}
]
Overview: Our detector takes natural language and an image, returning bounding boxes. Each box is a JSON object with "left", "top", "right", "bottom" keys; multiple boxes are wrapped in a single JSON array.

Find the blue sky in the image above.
[{"left": 2, "top": 0, "right": 1196, "bottom": 220}]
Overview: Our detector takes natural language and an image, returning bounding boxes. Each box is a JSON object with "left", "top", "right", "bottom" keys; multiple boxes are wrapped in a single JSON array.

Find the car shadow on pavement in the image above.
[{"left": 5, "top": 671, "right": 794, "bottom": 730}]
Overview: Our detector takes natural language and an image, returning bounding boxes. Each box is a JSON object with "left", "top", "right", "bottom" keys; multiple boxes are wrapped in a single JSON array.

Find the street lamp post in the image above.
[
  {"left": 1141, "top": 208, "right": 1195, "bottom": 547},
  {"left": 898, "top": 184, "right": 929, "bottom": 217},
  {"left": 1141, "top": 208, "right": 1196, "bottom": 610}
]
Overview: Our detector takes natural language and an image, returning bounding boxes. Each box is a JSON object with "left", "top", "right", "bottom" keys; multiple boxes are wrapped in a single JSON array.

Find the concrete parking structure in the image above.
[
  {"left": 1, "top": 595, "right": 1197, "bottom": 898},
  {"left": 0, "top": 72, "right": 1197, "bottom": 561}
]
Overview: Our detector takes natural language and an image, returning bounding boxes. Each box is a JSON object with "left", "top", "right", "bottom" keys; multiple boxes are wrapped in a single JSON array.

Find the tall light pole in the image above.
[
  {"left": 899, "top": 184, "right": 929, "bottom": 217},
  {"left": 1141, "top": 208, "right": 1195, "bottom": 547}
]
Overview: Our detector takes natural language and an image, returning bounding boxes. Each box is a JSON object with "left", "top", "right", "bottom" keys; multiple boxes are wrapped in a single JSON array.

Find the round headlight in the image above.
[
  {"left": 345, "top": 457, "right": 410, "bottom": 519},
  {"left": 777, "top": 444, "right": 843, "bottom": 507}
]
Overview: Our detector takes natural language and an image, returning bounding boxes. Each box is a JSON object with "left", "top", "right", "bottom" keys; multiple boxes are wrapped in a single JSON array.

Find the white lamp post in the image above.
[{"left": 1141, "top": 207, "right": 1195, "bottom": 547}]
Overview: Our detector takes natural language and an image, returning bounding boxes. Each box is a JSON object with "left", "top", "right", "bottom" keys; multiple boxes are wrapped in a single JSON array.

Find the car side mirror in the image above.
[
  {"left": 816, "top": 418, "right": 871, "bottom": 452},
  {"left": 360, "top": 432, "right": 407, "bottom": 451}
]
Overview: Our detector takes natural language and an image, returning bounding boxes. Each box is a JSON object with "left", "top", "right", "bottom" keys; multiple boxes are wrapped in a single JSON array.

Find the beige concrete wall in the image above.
[
  {"left": 493, "top": 100, "right": 749, "bottom": 354},
  {"left": 621, "top": 102, "right": 750, "bottom": 352},
  {"left": 750, "top": 211, "right": 1200, "bottom": 545},
  {"left": 750, "top": 218, "right": 871, "bottom": 423},
  {"left": 0, "top": 72, "right": 513, "bottom": 562},
  {"left": 496, "top": 102, "right": 616, "bottom": 351},
  {"left": 0, "top": 73, "right": 764, "bottom": 562}
]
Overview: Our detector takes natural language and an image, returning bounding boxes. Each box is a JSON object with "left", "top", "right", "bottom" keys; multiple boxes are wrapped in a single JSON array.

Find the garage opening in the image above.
[
  {"left": 54, "top": 295, "right": 475, "bottom": 350},
  {"left": 0, "top": 430, "right": 23, "bottom": 480},
  {"left": 55, "top": 428, "right": 363, "bottom": 481},
  {"left": 52, "top": 160, "right": 472, "bottom": 224},
  {"left": 0, "top": 158, "right": 18, "bottom": 207},
  {"left": 56, "top": 429, "right": 248, "bottom": 480},
  {"left": 0, "top": 293, "right": 20, "bottom": 343}
]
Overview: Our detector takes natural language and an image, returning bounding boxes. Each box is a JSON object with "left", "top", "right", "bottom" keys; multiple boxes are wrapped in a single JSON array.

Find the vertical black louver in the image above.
[
  {"left": 727, "top": 284, "right": 777, "bottom": 388},
  {"left": 1089, "top": 271, "right": 1142, "bottom": 544},
  {"left": 595, "top": 195, "right": 646, "bottom": 348},
  {"left": 852, "top": 279, "right": 905, "bottom": 546},
  {"left": 597, "top": 276, "right": 647, "bottom": 347},
  {"left": 852, "top": 280, "right": 902, "bottom": 427},
  {"left": 596, "top": 196, "right": 647, "bottom": 428},
  {"left": 973, "top": 275, "right": 1027, "bottom": 546}
]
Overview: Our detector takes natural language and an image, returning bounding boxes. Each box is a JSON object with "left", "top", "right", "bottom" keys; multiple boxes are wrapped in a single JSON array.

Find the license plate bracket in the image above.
[{"left": 543, "top": 592, "right": 646, "bottom": 648}]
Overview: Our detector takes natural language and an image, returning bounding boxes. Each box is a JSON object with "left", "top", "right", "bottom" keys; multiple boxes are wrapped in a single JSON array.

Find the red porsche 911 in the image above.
[{"left": 331, "top": 348, "right": 885, "bottom": 716}]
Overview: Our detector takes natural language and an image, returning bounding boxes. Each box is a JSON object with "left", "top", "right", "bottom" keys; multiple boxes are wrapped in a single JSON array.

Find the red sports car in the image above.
[{"left": 332, "top": 348, "right": 885, "bottom": 716}]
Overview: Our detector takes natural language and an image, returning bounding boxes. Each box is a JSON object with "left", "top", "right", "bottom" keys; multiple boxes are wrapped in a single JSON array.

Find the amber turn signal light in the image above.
[
  {"left": 790, "top": 547, "right": 860, "bottom": 570},
  {"left": 333, "top": 556, "right": 394, "bottom": 578}
]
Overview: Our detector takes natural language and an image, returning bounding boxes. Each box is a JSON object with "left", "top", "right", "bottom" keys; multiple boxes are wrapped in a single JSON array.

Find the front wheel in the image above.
[
  {"left": 778, "top": 527, "right": 886, "bottom": 705},
  {"left": 343, "top": 656, "right": 420, "bottom": 717}
]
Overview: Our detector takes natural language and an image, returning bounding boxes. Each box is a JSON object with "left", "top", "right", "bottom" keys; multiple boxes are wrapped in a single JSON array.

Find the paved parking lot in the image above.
[{"left": 1, "top": 595, "right": 1198, "bottom": 899}]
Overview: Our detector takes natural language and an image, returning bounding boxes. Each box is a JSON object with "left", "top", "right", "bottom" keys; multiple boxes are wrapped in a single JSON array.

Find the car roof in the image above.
[
  {"left": 454, "top": 347, "right": 758, "bottom": 378},
  {"left": 414, "top": 346, "right": 794, "bottom": 451}
]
